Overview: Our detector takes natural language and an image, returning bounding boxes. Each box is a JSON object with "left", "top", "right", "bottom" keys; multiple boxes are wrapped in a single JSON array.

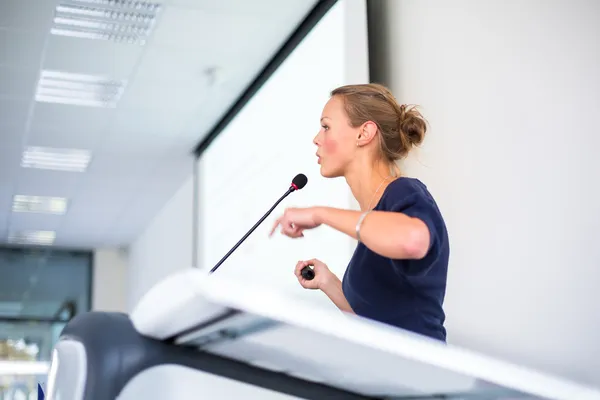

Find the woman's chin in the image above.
[{"left": 319, "top": 165, "right": 340, "bottom": 178}]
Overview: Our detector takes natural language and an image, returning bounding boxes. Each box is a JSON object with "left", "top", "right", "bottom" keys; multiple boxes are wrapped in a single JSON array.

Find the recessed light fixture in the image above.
[
  {"left": 51, "top": 0, "right": 162, "bottom": 45},
  {"left": 12, "top": 195, "right": 68, "bottom": 215},
  {"left": 35, "top": 70, "right": 127, "bottom": 108},
  {"left": 21, "top": 146, "right": 92, "bottom": 172},
  {"left": 8, "top": 231, "right": 57, "bottom": 246}
]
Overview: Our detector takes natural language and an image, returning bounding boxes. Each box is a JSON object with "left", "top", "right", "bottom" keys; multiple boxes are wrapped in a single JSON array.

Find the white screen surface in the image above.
[{"left": 196, "top": 0, "right": 369, "bottom": 306}]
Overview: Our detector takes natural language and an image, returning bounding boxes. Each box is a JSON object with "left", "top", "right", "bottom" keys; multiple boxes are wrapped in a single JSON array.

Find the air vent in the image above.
[
  {"left": 51, "top": 0, "right": 162, "bottom": 45},
  {"left": 22, "top": 146, "right": 92, "bottom": 172},
  {"left": 8, "top": 231, "right": 57, "bottom": 246},
  {"left": 12, "top": 195, "right": 69, "bottom": 215},
  {"left": 35, "top": 70, "right": 127, "bottom": 108}
]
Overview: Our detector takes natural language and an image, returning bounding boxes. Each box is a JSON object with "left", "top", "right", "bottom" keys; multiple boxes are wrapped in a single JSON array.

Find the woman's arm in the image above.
[
  {"left": 320, "top": 273, "right": 355, "bottom": 314},
  {"left": 315, "top": 207, "right": 430, "bottom": 260}
]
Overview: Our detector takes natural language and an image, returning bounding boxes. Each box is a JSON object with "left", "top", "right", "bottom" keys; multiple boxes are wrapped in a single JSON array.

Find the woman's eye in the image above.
[{"left": 321, "top": 125, "right": 329, "bottom": 131}]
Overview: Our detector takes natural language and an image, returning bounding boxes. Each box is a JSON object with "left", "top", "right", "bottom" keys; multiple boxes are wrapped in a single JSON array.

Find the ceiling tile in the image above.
[
  {"left": 0, "top": 98, "right": 30, "bottom": 130},
  {"left": 167, "top": 0, "right": 316, "bottom": 17},
  {"left": 0, "top": 0, "right": 58, "bottom": 32},
  {"left": 119, "top": 79, "right": 209, "bottom": 111},
  {"left": 0, "top": 28, "right": 47, "bottom": 68},
  {"left": 0, "top": 65, "right": 39, "bottom": 98},
  {"left": 69, "top": 172, "right": 150, "bottom": 205},
  {"left": 27, "top": 124, "right": 107, "bottom": 151},
  {"left": 0, "top": 194, "right": 10, "bottom": 237},
  {"left": 63, "top": 195, "right": 125, "bottom": 220},
  {"left": 107, "top": 107, "right": 189, "bottom": 138},
  {"left": 133, "top": 44, "right": 218, "bottom": 84},
  {"left": 0, "top": 135, "right": 21, "bottom": 184},
  {"left": 43, "top": 35, "right": 144, "bottom": 78},
  {"left": 176, "top": 80, "right": 251, "bottom": 138},
  {"left": 154, "top": 2, "right": 315, "bottom": 63},
  {"left": 29, "top": 102, "right": 114, "bottom": 134},
  {"left": 8, "top": 212, "right": 63, "bottom": 232},
  {"left": 153, "top": 8, "right": 268, "bottom": 54},
  {"left": 14, "top": 168, "right": 83, "bottom": 198},
  {"left": 59, "top": 207, "right": 122, "bottom": 237},
  {"left": 100, "top": 129, "right": 175, "bottom": 156},
  {"left": 85, "top": 152, "right": 160, "bottom": 178},
  {"left": 0, "top": 186, "right": 13, "bottom": 208},
  {"left": 0, "top": 122, "right": 24, "bottom": 150}
]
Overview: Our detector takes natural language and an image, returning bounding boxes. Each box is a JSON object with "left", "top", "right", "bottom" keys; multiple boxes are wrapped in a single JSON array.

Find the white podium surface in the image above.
[{"left": 131, "top": 269, "right": 600, "bottom": 400}]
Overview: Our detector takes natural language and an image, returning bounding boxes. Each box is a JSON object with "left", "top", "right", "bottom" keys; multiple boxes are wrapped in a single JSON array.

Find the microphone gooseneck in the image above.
[{"left": 209, "top": 174, "right": 308, "bottom": 275}]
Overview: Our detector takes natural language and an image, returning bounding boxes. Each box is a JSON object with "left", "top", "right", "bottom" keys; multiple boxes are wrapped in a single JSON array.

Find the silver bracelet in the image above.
[{"left": 355, "top": 210, "right": 371, "bottom": 242}]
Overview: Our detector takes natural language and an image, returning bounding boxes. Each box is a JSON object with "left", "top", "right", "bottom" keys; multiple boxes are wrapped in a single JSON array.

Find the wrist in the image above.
[
  {"left": 318, "top": 271, "right": 340, "bottom": 292},
  {"left": 313, "top": 206, "right": 330, "bottom": 226}
]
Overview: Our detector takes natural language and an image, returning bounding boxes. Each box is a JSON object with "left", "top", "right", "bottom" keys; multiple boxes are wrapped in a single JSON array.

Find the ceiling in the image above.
[{"left": 0, "top": 0, "right": 319, "bottom": 249}]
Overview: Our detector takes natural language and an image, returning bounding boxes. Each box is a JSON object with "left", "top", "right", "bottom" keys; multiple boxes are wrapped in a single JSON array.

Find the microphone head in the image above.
[{"left": 291, "top": 173, "right": 308, "bottom": 191}]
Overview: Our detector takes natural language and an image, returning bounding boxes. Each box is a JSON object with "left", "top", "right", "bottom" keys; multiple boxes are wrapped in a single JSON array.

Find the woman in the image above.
[{"left": 270, "top": 83, "right": 449, "bottom": 342}]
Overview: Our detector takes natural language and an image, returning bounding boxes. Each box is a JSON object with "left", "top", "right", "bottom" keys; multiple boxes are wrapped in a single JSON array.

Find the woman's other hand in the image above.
[{"left": 294, "top": 258, "right": 333, "bottom": 290}]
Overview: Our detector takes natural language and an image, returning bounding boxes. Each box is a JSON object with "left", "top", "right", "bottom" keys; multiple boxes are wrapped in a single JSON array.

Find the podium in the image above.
[{"left": 46, "top": 269, "right": 600, "bottom": 400}]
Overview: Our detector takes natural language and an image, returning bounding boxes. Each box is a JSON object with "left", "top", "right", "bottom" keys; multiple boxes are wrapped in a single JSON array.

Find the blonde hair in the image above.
[{"left": 330, "top": 83, "right": 427, "bottom": 164}]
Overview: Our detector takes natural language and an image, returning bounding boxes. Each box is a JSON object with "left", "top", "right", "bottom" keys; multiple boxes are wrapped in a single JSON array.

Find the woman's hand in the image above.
[
  {"left": 294, "top": 259, "right": 333, "bottom": 290},
  {"left": 269, "top": 207, "right": 323, "bottom": 238},
  {"left": 295, "top": 259, "right": 355, "bottom": 313}
]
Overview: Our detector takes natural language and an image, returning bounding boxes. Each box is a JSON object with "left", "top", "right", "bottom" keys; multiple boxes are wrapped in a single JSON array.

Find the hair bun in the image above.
[
  {"left": 398, "top": 105, "right": 427, "bottom": 148},
  {"left": 330, "top": 83, "right": 427, "bottom": 162}
]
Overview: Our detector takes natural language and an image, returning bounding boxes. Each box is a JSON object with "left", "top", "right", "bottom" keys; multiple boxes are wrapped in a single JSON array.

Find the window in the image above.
[{"left": 0, "top": 247, "right": 92, "bottom": 398}]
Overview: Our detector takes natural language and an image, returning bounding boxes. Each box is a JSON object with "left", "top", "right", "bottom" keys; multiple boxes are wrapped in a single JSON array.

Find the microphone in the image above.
[{"left": 209, "top": 173, "right": 308, "bottom": 274}]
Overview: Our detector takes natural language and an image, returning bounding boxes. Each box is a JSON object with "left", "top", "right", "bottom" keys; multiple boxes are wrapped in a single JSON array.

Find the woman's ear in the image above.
[{"left": 356, "top": 121, "right": 378, "bottom": 146}]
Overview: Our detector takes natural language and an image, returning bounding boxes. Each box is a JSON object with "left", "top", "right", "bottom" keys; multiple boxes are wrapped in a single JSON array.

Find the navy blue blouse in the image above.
[{"left": 342, "top": 177, "right": 449, "bottom": 341}]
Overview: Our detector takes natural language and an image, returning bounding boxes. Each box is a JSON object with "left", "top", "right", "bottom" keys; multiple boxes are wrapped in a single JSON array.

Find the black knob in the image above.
[{"left": 300, "top": 265, "right": 315, "bottom": 280}]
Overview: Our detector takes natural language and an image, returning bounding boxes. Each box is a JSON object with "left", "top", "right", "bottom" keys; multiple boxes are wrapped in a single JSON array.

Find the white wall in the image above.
[
  {"left": 374, "top": 0, "right": 600, "bottom": 387},
  {"left": 127, "top": 175, "right": 195, "bottom": 312},
  {"left": 92, "top": 248, "right": 128, "bottom": 312}
]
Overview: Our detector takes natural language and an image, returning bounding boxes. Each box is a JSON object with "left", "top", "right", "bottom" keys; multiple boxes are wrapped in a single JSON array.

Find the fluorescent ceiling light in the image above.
[
  {"left": 51, "top": 0, "right": 162, "bottom": 45},
  {"left": 35, "top": 70, "right": 127, "bottom": 108},
  {"left": 22, "top": 146, "right": 92, "bottom": 172},
  {"left": 12, "top": 195, "right": 68, "bottom": 215},
  {"left": 8, "top": 231, "right": 57, "bottom": 246},
  {"left": 0, "top": 361, "right": 50, "bottom": 376}
]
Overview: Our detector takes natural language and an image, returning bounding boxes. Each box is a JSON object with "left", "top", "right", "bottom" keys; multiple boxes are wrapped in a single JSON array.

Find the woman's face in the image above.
[{"left": 313, "top": 96, "right": 358, "bottom": 178}]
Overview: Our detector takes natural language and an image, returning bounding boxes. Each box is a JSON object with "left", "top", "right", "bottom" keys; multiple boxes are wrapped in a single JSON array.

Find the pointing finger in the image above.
[{"left": 269, "top": 217, "right": 282, "bottom": 237}]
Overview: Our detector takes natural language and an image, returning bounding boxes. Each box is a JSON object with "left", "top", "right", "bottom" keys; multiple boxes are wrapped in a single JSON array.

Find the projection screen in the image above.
[{"left": 195, "top": 0, "right": 369, "bottom": 307}]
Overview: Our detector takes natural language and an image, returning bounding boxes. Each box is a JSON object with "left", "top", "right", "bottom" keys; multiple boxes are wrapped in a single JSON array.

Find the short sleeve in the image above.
[
  {"left": 390, "top": 191, "right": 439, "bottom": 252},
  {"left": 381, "top": 183, "right": 443, "bottom": 276}
]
